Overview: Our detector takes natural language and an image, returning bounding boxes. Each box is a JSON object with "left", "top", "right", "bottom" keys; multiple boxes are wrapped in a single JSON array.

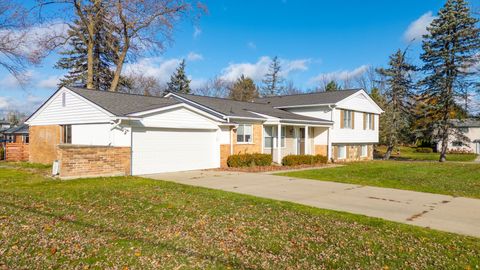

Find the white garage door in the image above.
[{"left": 132, "top": 128, "right": 220, "bottom": 175}]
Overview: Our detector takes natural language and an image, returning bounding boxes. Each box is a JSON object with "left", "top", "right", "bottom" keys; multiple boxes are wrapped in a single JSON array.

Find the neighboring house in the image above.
[
  {"left": 3, "top": 124, "right": 29, "bottom": 161},
  {"left": 0, "top": 120, "right": 11, "bottom": 142},
  {"left": 437, "top": 118, "right": 480, "bottom": 154},
  {"left": 25, "top": 86, "right": 382, "bottom": 178}
]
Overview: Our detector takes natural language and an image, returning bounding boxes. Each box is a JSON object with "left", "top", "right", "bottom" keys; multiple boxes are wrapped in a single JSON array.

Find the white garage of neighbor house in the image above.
[{"left": 26, "top": 86, "right": 382, "bottom": 178}]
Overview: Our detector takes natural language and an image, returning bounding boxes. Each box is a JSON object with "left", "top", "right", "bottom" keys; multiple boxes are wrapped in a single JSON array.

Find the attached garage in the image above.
[{"left": 131, "top": 127, "right": 220, "bottom": 175}]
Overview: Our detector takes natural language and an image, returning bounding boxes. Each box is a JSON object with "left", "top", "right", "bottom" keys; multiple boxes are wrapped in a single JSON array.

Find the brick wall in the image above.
[
  {"left": 5, "top": 143, "right": 29, "bottom": 161},
  {"left": 57, "top": 145, "right": 131, "bottom": 179},
  {"left": 232, "top": 124, "right": 263, "bottom": 154},
  {"left": 29, "top": 125, "right": 62, "bottom": 164},
  {"left": 314, "top": 145, "right": 327, "bottom": 156},
  {"left": 220, "top": 144, "right": 230, "bottom": 167},
  {"left": 332, "top": 144, "right": 374, "bottom": 162}
]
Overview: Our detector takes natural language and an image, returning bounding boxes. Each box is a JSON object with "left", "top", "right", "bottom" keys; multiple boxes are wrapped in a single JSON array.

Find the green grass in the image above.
[
  {"left": 279, "top": 161, "right": 480, "bottom": 199},
  {"left": 375, "top": 146, "right": 478, "bottom": 162},
  {"left": 0, "top": 165, "right": 479, "bottom": 269}
]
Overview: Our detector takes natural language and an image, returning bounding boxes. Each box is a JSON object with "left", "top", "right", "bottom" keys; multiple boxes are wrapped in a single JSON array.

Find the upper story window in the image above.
[
  {"left": 452, "top": 141, "right": 463, "bottom": 147},
  {"left": 264, "top": 126, "right": 286, "bottom": 148},
  {"left": 62, "top": 125, "right": 72, "bottom": 144},
  {"left": 341, "top": 110, "right": 354, "bottom": 129},
  {"left": 237, "top": 124, "right": 253, "bottom": 143},
  {"left": 364, "top": 113, "right": 375, "bottom": 130}
]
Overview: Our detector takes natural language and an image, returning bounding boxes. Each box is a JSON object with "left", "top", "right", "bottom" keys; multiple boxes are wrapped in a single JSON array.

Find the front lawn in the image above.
[
  {"left": 375, "top": 145, "right": 478, "bottom": 162},
  {"left": 0, "top": 164, "right": 479, "bottom": 269},
  {"left": 279, "top": 161, "right": 480, "bottom": 199}
]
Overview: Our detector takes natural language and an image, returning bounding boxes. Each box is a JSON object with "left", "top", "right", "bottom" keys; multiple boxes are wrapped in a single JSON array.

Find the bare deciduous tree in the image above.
[{"left": 195, "top": 76, "right": 230, "bottom": 97}]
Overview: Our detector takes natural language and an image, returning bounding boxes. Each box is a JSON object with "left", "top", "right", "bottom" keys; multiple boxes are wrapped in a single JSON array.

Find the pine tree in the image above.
[
  {"left": 55, "top": 4, "right": 118, "bottom": 91},
  {"left": 167, "top": 59, "right": 191, "bottom": 94},
  {"left": 370, "top": 88, "right": 388, "bottom": 144},
  {"left": 229, "top": 75, "right": 259, "bottom": 102},
  {"left": 377, "top": 49, "right": 416, "bottom": 159},
  {"left": 419, "top": 0, "right": 480, "bottom": 162},
  {"left": 325, "top": 81, "right": 341, "bottom": 92},
  {"left": 261, "top": 56, "right": 284, "bottom": 97}
]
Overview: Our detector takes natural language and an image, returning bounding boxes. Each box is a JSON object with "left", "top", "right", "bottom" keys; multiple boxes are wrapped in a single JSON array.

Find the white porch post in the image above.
[
  {"left": 327, "top": 127, "right": 332, "bottom": 161},
  {"left": 305, "top": 125, "right": 309, "bottom": 154},
  {"left": 277, "top": 123, "right": 282, "bottom": 164}
]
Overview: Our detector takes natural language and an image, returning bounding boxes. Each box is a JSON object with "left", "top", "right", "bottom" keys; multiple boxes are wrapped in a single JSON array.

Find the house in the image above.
[
  {"left": 3, "top": 124, "right": 29, "bottom": 161},
  {"left": 438, "top": 118, "right": 480, "bottom": 154},
  {"left": 0, "top": 120, "right": 11, "bottom": 142},
  {"left": 25, "top": 86, "right": 382, "bottom": 178}
]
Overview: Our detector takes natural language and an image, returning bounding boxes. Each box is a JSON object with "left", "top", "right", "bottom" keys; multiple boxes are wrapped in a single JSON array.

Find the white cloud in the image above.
[
  {"left": 0, "top": 97, "right": 10, "bottom": 110},
  {"left": 123, "top": 57, "right": 182, "bottom": 85},
  {"left": 193, "top": 26, "right": 202, "bottom": 38},
  {"left": 187, "top": 52, "right": 203, "bottom": 61},
  {"left": 220, "top": 56, "right": 310, "bottom": 82},
  {"left": 310, "top": 65, "right": 369, "bottom": 83},
  {"left": 247, "top": 42, "right": 256, "bottom": 50},
  {"left": 404, "top": 11, "right": 436, "bottom": 42},
  {"left": 37, "top": 75, "right": 61, "bottom": 89},
  {"left": 0, "top": 94, "right": 44, "bottom": 114}
]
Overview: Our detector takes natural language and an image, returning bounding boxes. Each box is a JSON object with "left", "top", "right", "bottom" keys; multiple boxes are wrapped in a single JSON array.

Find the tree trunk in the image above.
[
  {"left": 439, "top": 124, "right": 449, "bottom": 162},
  {"left": 86, "top": 40, "right": 94, "bottom": 89},
  {"left": 383, "top": 144, "right": 394, "bottom": 160},
  {"left": 109, "top": 48, "right": 128, "bottom": 92}
]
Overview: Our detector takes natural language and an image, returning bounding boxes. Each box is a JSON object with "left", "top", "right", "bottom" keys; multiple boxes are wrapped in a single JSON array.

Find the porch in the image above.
[{"left": 262, "top": 124, "right": 331, "bottom": 164}]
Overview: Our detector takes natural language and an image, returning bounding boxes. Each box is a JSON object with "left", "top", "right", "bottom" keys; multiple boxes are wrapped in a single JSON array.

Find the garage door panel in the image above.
[{"left": 132, "top": 128, "right": 219, "bottom": 175}]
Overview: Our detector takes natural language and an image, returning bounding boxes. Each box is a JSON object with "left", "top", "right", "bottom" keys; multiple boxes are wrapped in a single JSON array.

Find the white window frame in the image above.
[
  {"left": 343, "top": 110, "right": 353, "bottom": 129},
  {"left": 366, "top": 113, "right": 374, "bottom": 130},
  {"left": 62, "top": 125, "right": 72, "bottom": 144},
  {"left": 337, "top": 145, "right": 346, "bottom": 159},
  {"left": 263, "top": 126, "right": 286, "bottom": 149},
  {"left": 361, "top": 145, "right": 368, "bottom": 157},
  {"left": 237, "top": 124, "right": 253, "bottom": 144}
]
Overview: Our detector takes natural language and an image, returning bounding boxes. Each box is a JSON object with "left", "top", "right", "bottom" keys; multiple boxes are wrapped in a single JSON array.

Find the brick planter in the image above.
[{"left": 57, "top": 144, "right": 131, "bottom": 179}]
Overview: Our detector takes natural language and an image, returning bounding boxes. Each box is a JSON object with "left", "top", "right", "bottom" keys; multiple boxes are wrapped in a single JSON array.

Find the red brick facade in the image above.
[{"left": 57, "top": 145, "right": 131, "bottom": 179}]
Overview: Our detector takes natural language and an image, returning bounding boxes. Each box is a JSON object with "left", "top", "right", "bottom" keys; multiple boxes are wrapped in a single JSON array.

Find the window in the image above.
[
  {"left": 23, "top": 135, "right": 29, "bottom": 144},
  {"left": 458, "top": 127, "right": 469, "bottom": 133},
  {"left": 62, "top": 125, "right": 72, "bottom": 144},
  {"left": 263, "top": 126, "right": 286, "bottom": 148},
  {"left": 361, "top": 145, "right": 368, "bottom": 157},
  {"left": 342, "top": 110, "right": 354, "bottom": 129},
  {"left": 337, "top": 145, "right": 346, "bottom": 159},
  {"left": 237, "top": 124, "right": 253, "bottom": 143},
  {"left": 452, "top": 141, "right": 463, "bottom": 147},
  {"left": 365, "top": 113, "right": 374, "bottom": 130}
]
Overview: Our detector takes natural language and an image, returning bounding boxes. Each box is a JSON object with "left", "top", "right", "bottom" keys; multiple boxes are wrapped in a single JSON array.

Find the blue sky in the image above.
[{"left": 0, "top": 0, "right": 469, "bottom": 115}]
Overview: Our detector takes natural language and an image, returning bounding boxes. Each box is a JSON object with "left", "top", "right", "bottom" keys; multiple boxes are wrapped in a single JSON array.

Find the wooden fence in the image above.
[{"left": 5, "top": 143, "right": 29, "bottom": 162}]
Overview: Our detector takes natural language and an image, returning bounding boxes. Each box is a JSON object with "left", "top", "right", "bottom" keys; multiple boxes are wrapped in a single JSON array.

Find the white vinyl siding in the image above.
[{"left": 27, "top": 88, "right": 112, "bottom": 125}]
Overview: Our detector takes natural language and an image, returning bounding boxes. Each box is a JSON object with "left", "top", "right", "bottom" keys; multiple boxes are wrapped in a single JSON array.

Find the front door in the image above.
[{"left": 297, "top": 128, "right": 305, "bottom": 155}]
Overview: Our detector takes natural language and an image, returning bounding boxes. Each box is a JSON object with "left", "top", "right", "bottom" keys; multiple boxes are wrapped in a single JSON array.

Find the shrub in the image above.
[
  {"left": 415, "top": 147, "right": 433, "bottom": 153},
  {"left": 0, "top": 147, "right": 4, "bottom": 160},
  {"left": 227, "top": 153, "right": 272, "bottom": 167},
  {"left": 282, "top": 155, "right": 327, "bottom": 166}
]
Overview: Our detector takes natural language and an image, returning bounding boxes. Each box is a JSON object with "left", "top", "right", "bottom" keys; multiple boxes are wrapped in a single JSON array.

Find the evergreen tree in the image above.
[
  {"left": 55, "top": 3, "right": 118, "bottom": 91},
  {"left": 369, "top": 88, "right": 388, "bottom": 145},
  {"left": 377, "top": 49, "right": 416, "bottom": 159},
  {"left": 325, "top": 80, "right": 341, "bottom": 92},
  {"left": 229, "top": 75, "right": 259, "bottom": 102},
  {"left": 419, "top": 0, "right": 480, "bottom": 162},
  {"left": 261, "top": 56, "right": 284, "bottom": 97},
  {"left": 167, "top": 59, "right": 191, "bottom": 94}
]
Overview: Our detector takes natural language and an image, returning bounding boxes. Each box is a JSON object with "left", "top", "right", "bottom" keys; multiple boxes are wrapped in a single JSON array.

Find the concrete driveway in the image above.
[{"left": 143, "top": 170, "right": 480, "bottom": 238}]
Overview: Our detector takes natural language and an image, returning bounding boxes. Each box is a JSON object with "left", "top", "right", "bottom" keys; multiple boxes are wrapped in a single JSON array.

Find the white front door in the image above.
[{"left": 131, "top": 128, "right": 219, "bottom": 175}]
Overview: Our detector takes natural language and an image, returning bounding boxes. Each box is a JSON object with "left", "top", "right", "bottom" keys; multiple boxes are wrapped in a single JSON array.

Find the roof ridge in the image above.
[
  {"left": 66, "top": 86, "right": 169, "bottom": 100},
  {"left": 257, "top": 88, "right": 363, "bottom": 99},
  {"left": 175, "top": 92, "right": 271, "bottom": 105}
]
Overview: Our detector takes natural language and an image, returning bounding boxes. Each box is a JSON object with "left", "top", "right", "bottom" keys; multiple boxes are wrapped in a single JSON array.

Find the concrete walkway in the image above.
[{"left": 143, "top": 171, "right": 480, "bottom": 238}]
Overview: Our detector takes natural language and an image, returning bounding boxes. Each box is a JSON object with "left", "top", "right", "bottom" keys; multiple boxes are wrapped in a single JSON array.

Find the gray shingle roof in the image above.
[
  {"left": 67, "top": 87, "right": 180, "bottom": 116},
  {"left": 256, "top": 89, "right": 363, "bottom": 107},
  {"left": 3, "top": 123, "right": 29, "bottom": 134},
  {"left": 171, "top": 93, "right": 332, "bottom": 123}
]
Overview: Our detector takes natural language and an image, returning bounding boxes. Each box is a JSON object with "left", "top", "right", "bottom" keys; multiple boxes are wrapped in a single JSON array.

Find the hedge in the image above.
[
  {"left": 415, "top": 147, "right": 433, "bottom": 153},
  {"left": 227, "top": 153, "right": 272, "bottom": 167},
  {"left": 282, "top": 154, "right": 328, "bottom": 166}
]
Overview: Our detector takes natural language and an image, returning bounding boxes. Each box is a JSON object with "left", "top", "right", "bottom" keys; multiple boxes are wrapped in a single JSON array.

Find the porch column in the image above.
[
  {"left": 277, "top": 123, "right": 282, "bottom": 164},
  {"left": 327, "top": 127, "right": 332, "bottom": 161},
  {"left": 305, "top": 125, "right": 309, "bottom": 154}
]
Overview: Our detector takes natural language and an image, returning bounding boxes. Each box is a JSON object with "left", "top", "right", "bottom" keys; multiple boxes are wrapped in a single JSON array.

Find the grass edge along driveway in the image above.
[
  {"left": 278, "top": 160, "right": 480, "bottom": 199},
  {"left": 0, "top": 164, "right": 479, "bottom": 269}
]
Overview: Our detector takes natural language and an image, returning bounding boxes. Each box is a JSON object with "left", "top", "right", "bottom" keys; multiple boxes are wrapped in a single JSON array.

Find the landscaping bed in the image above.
[{"left": 216, "top": 163, "right": 333, "bottom": 173}]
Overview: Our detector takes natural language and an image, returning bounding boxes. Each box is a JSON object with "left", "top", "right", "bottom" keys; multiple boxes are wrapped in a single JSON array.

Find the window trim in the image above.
[
  {"left": 236, "top": 124, "right": 254, "bottom": 144},
  {"left": 263, "top": 126, "right": 286, "bottom": 149},
  {"left": 361, "top": 145, "right": 368, "bottom": 157},
  {"left": 365, "top": 113, "right": 374, "bottom": 130},
  {"left": 342, "top": 110, "right": 354, "bottom": 129},
  {"left": 62, "top": 125, "right": 72, "bottom": 144}
]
